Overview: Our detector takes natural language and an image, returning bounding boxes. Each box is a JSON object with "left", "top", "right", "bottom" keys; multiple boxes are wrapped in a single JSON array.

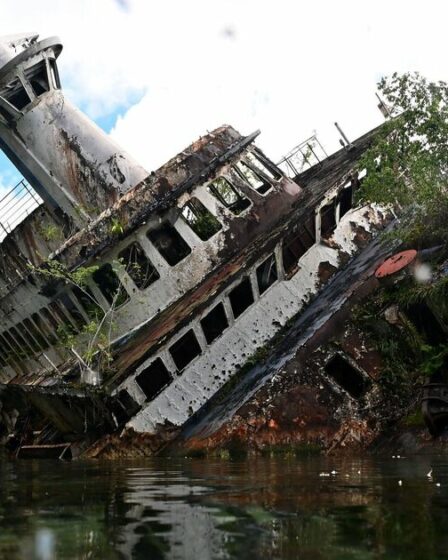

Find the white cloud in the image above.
[{"left": 0, "top": 0, "right": 447, "bottom": 171}]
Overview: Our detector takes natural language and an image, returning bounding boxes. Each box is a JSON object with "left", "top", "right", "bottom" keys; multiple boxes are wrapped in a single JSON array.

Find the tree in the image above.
[
  {"left": 358, "top": 73, "right": 448, "bottom": 387},
  {"left": 358, "top": 72, "right": 448, "bottom": 248}
]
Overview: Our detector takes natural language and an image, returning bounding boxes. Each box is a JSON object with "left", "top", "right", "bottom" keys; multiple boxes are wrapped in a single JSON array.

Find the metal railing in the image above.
[
  {"left": 0, "top": 179, "right": 42, "bottom": 241},
  {"left": 277, "top": 134, "right": 328, "bottom": 179}
]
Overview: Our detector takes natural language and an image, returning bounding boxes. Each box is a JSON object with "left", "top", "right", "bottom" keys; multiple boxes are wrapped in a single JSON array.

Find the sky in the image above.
[{"left": 0, "top": 0, "right": 447, "bottom": 194}]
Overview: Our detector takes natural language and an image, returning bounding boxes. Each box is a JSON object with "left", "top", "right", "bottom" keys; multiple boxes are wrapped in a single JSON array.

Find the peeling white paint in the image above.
[{"left": 128, "top": 202, "right": 387, "bottom": 434}]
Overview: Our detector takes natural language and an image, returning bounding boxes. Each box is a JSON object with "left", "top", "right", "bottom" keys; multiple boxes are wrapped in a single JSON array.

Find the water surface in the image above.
[{"left": 1, "top": 453, "right": 448, "bottom": 559}]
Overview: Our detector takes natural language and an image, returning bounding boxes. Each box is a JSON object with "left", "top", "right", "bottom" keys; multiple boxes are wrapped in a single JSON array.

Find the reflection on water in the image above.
[{"left": 1, "top": 452, "right": 448, "bottom": 559}]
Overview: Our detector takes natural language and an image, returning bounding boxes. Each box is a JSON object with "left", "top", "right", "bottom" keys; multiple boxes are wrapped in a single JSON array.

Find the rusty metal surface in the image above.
[
  {"left": 375, "top": 249, "right": 417, "bottom": 278},
  {"left": 0, "top": 125, "right": 248, "bottom": 299},
  {"left": 177, "top": 222, "right": 397, "bottom": 443},
  {"left": 52, "top": 127, "right": 258, "bottom": 269},
  {"left": 293, "top": 124, "right": 381, "bottom": 188},
  {"left": 1, "top": 125, "right": 381, "bottom": 395},
  {"left": 102, "top": 128, "right": 382, "bottom": 390}
]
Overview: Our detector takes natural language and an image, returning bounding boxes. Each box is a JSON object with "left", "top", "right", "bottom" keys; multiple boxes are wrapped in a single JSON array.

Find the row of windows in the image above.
[
  {"left": 0, "top": 156, "right": 278, "bottom": 370},
  {"left": 0, "top": 169, "right": 257, "bottom": 369},
  {"left": 87, "top": 151, "right": 282, "bottom": 304},
  {"left": 0, "top": 289, "right": 103, "bottom": 371},
  {"left": 0, "top": 177, "right": 354, "bottom": 374},
  {"left": 133, "top": 252, "right": 279, "bottom": 402},
  {"left": 114, "top": 344, "right": 370, "bottom": 424},
  {"left": 129, "top": 183, "right": 356, "bottom": 403}
]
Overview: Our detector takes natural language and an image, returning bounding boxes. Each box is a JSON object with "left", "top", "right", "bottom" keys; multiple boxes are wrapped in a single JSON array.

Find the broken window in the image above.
[
  {"left": 32, "top": 312, "right": 57, "bottom": 345},
  {"left": 320, "top": 199, "right": 337, "bottom": 238},
  {"left": 169, "top": 330, "right": 202, "bottom": 370},
  {"left": 109, "top": 389, "right": 140, "bottom": 424},
  {"left": 338, "top": 185, "right": 353, "bottom": 219},
  {"left": 26, "top": 60, "right": 50, "bottom": 97},
  {"left": 200, "top": 302, "right": 229, "bottom": 344},
  {"left": 234, "top": 150, "right": 280, "bottom": 194},
  {"left": 41, "top": 306, "right": 65, "bottom": 339},
  {"left": 0, "top": 333, "right": 23, "bottom": 369},
  {"left": 118, "top": 241, "right": 160, "bottom": 289},
  {"left": 10, "top": 326, "right": 35, "bottom": 357},
  {"left": 58, "top": 293, "right": 87, "bottom": 331},
  {"left": 229, "top": 277, "right": 254, "bottom": 319},
  {"left": 147, "top": 223, "right": 191, "bottom": 266},
  {"left": 282, "top": 215, "right": 316, "bottom": 274},
  {"left": 3, "top": 79, "right": 31, "bottom": 110},
  {"left": 247, "top": 151, "right": 282, "bottom": 180},
  {"left": 256, "top": 254, "right": 278, "bottom": 294},
  {"left": 234, "top": 160, "right": 272, "bottom": 195},
  {"left": 136, "top": 358, "right": 172, "bottom": 400},
  {"left": 23, "top": 318, "right": 47, "bottom": 351},
  {"left": 325, "top": 354, "right": 369, "bottom": 399},
  {"left": 92, "top": 263, "right": 130, "bottom": 307},
  {"left": 208, "top": 177, "right": 251, "bottom": 215},
  {"left": 181, "top": 198, "right": 222, "bottom": 241},
  {"left": 3, "top": 330, "right": 23, "bottom": 359}
]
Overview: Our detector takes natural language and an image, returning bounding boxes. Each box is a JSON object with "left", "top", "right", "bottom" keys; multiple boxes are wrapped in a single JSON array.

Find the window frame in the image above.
[
  {"left": 228, "top": 276, "right": 255, "bottom": 320},
  {"left": 169, "top": 328, "right": 203, "bottom": 371},
  {"left": 256, "top": 254, "right": 279, "bottom": 295},
  {"left": 207, "top": 176, "right": 252, "bottom": 215},
  {"left": 147, "top": 222, "right": 192, "bottom": 267},
  {"left": 200, "top": 302, "right": 229, "bottom": 344},
  {"left": 135, "top": 357, "right": 173, "bottom": 401},
  {"left": 118, "top": 241, "right": 160, "bottom": 290},
  {"left": 91, "top": 262, "right": 130, "bottom": 309},
  {"left": 180, "top": 197, "right": 222, "bottom": 241}
]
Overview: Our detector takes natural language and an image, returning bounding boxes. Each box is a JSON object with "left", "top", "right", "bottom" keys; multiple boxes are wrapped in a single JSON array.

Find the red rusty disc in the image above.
[{"left": 375, "top": 249, "right": 417, "bottom": 279}]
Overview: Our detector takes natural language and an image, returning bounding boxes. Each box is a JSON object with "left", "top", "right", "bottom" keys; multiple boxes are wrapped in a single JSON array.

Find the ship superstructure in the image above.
[{"left": 0, "top": 34, "right": 389, "bottom": 455}]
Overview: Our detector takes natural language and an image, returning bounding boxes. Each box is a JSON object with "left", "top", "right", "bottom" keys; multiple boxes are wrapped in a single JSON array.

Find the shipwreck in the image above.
[{"left": 0, "top": 32, "right": 405, "bottom": 459}]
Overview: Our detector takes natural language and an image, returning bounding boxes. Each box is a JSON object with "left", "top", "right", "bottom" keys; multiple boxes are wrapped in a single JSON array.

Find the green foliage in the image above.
[
  {"left": 358, "top": 72, "right": 448, "bottom": 247},
  {"left": 401, "top": 408, "right": 425, "bottom": 428},
  {"left": 351, "top": 298, "right": 420, "bottom": 395},
  {"left": 392, "top": 275, "right": 448, "bottom": 309},
  {"left": 30, "top": 260, "right": 99, "bottom": 288},
  {"left": 29, "top": 259, "right": 120, "bottom": 374},
  {"left": 56, "top": 322, "right": 78, "bottom": 351},
  {"left": 40, "top": 223, "right": 63, "bottom": 243},
  {"left": 419, "top": 343, "right": 448, "bottom": 377},
  {"left": 192, "top": 212, "right": 221, "bottom": 240},
  {"left": 110, "top": 218, "right": 124, "bottom": 236}
]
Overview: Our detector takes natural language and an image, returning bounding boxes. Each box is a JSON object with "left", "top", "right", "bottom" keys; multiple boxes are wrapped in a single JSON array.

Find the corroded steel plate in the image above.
[{"left": 375, "top": 249, "right": 417, "bottom": 278}]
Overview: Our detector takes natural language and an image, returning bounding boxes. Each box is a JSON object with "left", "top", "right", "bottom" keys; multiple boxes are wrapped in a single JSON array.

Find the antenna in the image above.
[
  {"left": 334, "top": 122, "right": 353, "bottom": 150},
  {"left": 375, "top": 92, "right": 392, "bottom": 118}
]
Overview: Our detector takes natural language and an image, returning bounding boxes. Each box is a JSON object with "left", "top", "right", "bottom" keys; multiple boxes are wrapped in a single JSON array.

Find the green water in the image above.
[{"left": 1, "top": 453, "right": 448, "bottom": 559}]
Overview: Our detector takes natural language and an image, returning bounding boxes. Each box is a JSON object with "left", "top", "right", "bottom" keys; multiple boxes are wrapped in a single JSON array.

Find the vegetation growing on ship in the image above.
[
  {"left": 359, "top": 72, "right": 448, "bottom": 248},
  {"left": 29, "top": 260, "right": 124, "bottom": 373},
  {"left": 356, "top": 73, "right": 448, "bottom": 390}
]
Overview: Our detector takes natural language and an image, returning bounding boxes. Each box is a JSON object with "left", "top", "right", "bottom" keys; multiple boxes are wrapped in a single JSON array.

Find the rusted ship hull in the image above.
[{"left": 0, "top": 32, "right": 400, "bottom": 458}]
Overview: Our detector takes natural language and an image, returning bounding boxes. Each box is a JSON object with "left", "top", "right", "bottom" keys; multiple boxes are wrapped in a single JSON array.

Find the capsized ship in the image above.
[{"left": 0, "top": 33, "right": 389, "bottom": 457}]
